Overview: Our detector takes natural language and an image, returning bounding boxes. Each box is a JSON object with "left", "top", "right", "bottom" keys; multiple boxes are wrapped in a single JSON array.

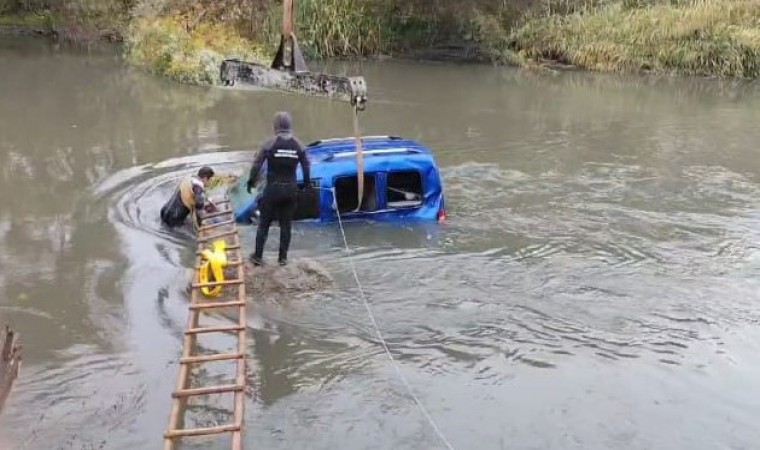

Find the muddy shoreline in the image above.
[{"left": 0, "top": 24, "right": 122, "bottom": 42}]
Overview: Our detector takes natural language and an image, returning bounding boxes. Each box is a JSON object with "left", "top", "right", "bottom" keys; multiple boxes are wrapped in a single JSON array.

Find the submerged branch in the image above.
[{"left": 0, "top": 326, "right": 22, "bottom": 415}]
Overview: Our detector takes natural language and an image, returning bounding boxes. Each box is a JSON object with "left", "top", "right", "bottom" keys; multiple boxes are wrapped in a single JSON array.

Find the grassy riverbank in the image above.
[
  {"left": 2, "top": 0, "right": 758, "bottom": 82},
  {"left": 125, "top": 15, "right": 267, "bottom": 85},
  {"left": 511, "top": 0, "right": 760, "bottom": 78}
]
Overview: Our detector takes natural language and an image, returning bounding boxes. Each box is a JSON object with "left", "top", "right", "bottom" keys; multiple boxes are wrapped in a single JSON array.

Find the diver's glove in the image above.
[{"left": 246, "top": 179, "right": 255, "bottom": 194}]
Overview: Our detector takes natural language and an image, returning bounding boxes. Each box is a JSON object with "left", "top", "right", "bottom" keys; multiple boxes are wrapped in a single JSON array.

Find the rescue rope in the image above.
[{"left": 328, "top": 187, "right": 456, "bottom": 450}]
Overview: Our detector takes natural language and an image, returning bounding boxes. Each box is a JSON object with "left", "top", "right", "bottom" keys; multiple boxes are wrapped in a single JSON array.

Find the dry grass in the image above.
[{"left": 511, "top": 0, "right": 760, "bottom": 77}]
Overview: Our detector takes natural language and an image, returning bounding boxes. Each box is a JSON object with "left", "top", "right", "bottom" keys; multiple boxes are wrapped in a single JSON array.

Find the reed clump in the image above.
[
  {"left": 266, "top": 0, "right": 392, "bottom": 57},
  {"left": 510, "top": 0, "right": 760, "bottom": 77}
]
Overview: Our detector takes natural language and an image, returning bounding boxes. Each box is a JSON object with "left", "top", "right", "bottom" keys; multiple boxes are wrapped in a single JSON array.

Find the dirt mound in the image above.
[{"left": 244, "top": 258, "right": 334, "bottom": 300}]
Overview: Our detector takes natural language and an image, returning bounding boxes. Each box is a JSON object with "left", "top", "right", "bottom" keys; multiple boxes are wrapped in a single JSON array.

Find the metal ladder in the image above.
[{"left": 164, "top": 199, "right": 248, "bottom": 450}]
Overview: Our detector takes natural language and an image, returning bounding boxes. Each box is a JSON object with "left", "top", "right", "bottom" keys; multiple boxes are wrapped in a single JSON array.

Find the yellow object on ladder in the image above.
[
  {"left": 199, "top": 240, "right": 228, "bottom": 297},
  {"left": 164, "top": 198, "right": 247, "bottom": 450}
]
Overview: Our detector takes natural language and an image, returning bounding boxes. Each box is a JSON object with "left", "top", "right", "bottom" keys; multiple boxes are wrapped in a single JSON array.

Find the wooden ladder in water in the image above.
[{"left": 164, "top": 199, "right": 248, "bottom": 450}]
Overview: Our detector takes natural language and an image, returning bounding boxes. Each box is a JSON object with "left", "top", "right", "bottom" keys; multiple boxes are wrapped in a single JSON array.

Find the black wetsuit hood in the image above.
[{"left": 273, "top": 111, "right": 293, "bottom": 136}]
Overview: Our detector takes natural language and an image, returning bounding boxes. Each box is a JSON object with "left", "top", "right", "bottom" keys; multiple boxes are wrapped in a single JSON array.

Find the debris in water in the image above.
[{"left": 0, "top": 326, "right": 21, "bottom": 415}]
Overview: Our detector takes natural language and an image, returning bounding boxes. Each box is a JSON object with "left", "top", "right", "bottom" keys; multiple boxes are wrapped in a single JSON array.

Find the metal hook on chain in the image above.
[{"left": 351, "top": 95, "right": 367, "bottom": 112}]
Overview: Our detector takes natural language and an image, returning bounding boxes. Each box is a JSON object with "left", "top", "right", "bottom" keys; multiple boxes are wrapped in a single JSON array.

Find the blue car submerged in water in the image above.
[{"left": 230, "top": 135, "right": 446, "bottom": 224}]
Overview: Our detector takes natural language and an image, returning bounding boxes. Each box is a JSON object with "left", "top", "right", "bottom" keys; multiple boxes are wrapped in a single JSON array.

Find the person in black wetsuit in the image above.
[
  {"left": 246, "top": 111, "right": 311, "bottom": 266},
  {"left": 160, "top": 166, "right": 216, "bottom": 229}
]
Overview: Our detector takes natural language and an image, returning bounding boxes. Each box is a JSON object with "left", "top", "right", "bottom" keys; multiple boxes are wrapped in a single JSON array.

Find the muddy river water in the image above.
[{"left": 1, "top": 36, "right": 760, "bottom": 449}]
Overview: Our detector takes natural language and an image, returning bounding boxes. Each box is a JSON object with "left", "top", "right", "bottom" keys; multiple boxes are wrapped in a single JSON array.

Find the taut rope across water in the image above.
[
  {"left": 329, "top": 99, "right": 455, "bottom": 449},
  {"left": 327, "top": 186, "right": 457, "bottom": 450}
]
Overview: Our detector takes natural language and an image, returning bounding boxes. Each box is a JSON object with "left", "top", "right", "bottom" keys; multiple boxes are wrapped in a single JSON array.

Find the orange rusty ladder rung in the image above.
[
  {"left": 185, "top": 325, "right": 245, "bottom": 335},
  {"left": 189, "top": 301, "right": 245, "bottom": 311},
  {"left": 165, "top": 423, "right": 241, "bottom": 438},
  {"left": 199, "top": 229, "right": 239, "bottom": 243},
  {"left": 196, "top": 244, "right": 241, "bottom": 255},
  {"left": 165, "top": 197, "right": 248, "bottom": 450},
  {"left": 203, "top": 209, "right": 235, "bottom": 220},
  {"left": 180, "top": 352, "right": 245, "bottom": 364},
  {"left": 192, "top": 279, "right": 244, "bottom": 289},
  {"left": 199, "top": 220, "right": 235, "bottom": 231},
  {"left": 172, "top": 383, "right": 244, "bottom": 398},
  {"left": 204, "top": 199, "right": 231, "bottom": 208}
]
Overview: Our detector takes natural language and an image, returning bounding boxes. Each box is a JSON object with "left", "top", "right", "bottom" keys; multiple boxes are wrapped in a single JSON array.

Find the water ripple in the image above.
[
  {"left": 7, "top": 347, "right": 145, "bottom": 449},
  {"left": 90, "top": 151, "right": 250, "bottom": 247}
]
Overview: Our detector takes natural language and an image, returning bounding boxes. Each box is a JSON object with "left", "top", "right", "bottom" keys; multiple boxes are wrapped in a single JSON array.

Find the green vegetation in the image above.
[
  {"left": 126, "top": 15, "right": 267, "bottom": 85},
  {"left": 2, "top": 0, "right": 758, "bottom": 81}
]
